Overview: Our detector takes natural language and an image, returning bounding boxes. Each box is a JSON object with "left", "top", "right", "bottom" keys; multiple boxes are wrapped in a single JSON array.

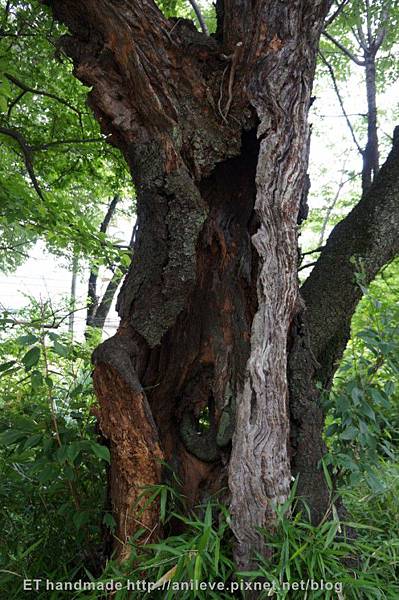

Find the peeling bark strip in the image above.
[
  {"left": 228, "top": 1, "right": 331, "bottom": 568},
  {"left": 92, "top": 334, "right": 163, "bottom": 559}
]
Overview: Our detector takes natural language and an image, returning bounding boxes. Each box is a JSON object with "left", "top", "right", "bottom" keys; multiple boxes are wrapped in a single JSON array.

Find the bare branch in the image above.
[
  {"left": 319, "top": 53, "right": 364, "bottom": 156},
  {"left": 350, "top": 25, "right": 362, "bottom": 47},
  {"left": 322, "top": 30, "right": 365, "bottom": 66},
  {"left": 0, "top": 305, "right": 87, "bottom": 330},
  {"left": 188, "top": 0, "right": 209, "bottom": 36},
  {"left": 31, "top": 137, "right": 105, "bottom": 151},
  {"left": 0, "top": 242, "right": 28, "bottom": 258},
  {"left": 5, "top": 73, "right": 84, "bottom": 116},
  {"left": 300, "top": 246, "right": 325, "bottom": 257},
  {"left": 325, "top": 0, "right": 350, "bottom": 28},
  {"left": 298, "top": 261, "right": 318, "bottom": 272},
  {"left": 7, "top": 90, "right": 27, "bottom": 117},
  {"left": 0, "top": 126, "right": 45, "bottom": 201},
  {"left": 318, "top": 159, "right": 348, "bottom": 247},
  {"left": 356, "top": 21, "right": 369, "bottom": 51}
]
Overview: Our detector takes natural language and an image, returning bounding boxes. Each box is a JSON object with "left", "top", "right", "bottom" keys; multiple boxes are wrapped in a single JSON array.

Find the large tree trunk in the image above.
[{"left": 43, "top": 0, "right": 399, "bottom": 571}]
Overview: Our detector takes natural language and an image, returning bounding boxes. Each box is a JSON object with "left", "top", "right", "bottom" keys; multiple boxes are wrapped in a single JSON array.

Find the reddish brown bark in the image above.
[{"left": 93, "top": 338, "right": 163, "bottom": 560}]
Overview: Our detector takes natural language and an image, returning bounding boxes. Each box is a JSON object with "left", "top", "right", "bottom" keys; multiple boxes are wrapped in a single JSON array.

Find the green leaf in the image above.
[
  {"left": 362, "top": 403, "right": 376, "bottom": 421},
  {"left": 0, "top": 94, "right": 7, "bottom": 112},
  {"left": 103, "top": 513, "right": 117, "bottom": 532},
  {"left": 0, "top": 360, "right": 16, "bottom": 373},
  {"left": 90, "top": 442, "right": 110, "bottom": 463},
  {"left": 63, "top": 464, "right": 75, "bottom": 480},
  {"left": 321, "top": 458, "right": 333, "bottom": 492},
  {"left": 351, "top": 386, "right": 363, "bottom": 405},
  {"left": 23, "top": 433, "right": 43, "bottom": 450},
  {"left": 36, "top": 464, "right": 60, "bottom": 483},
  {"left": 16, "top": 334, "right": 38, "bottom": 346},
  {"left": 0, "top": 429, "right": 26, "bottom": 445},
  {"left": 340, "top": 425, "right": 358, "bottom": 440},
  {"left": 73, "top": 511, "right": 90, "bottom": 529},
  {"left": 324, "top": 520, "right": 340, "bottom": 549},
  {"left": 369, "top": 388, "right": 390, "bottom": 408},
  {"left": 65, "top": 442, "right": 82, "bottom": 464},
  {"left": 31, "top": 370, "right": 43, "bottom": 390},
  {"left": 45, "top": 375, "right": 54, "bottom": 389},
  {"left": 194, "top": 553, "right": 202, "bottom": 585},
  {"left": 160, "top": 486, "right": 167, "bottom": 523},
  {"left": 52, "top": 340, "right": 69, "bottom": 357},
  {"left": 204, "top": 503, "right": 212, "bottom": 529},
  {"left": 120, "top": 253, "right": 131, "bottom": 268},
  {"left": 22, "top": 346, "right": 41, "bottom": 370},
  {"left": 214, "top": 536, "right": 220, "bottom": 574},
  {"left": 56, "top": 445, "right": 68, "bottom": 463}
]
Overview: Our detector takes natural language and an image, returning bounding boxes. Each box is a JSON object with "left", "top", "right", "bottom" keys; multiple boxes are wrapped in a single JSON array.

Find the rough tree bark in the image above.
[{"left": 43, "top": 0, "right": 399, "bottom": 570}]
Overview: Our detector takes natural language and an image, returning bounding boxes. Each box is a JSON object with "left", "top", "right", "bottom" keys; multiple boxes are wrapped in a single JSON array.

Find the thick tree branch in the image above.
[
  {"left": 7, "top": 90, "right": 27, "bottom": 117},
  {"left": 90, "top": 267, "right": 126, "bottom": 331},
  {"left": 93, "top": 221, "right": 136, "bottom": 330},
  {"left": 373, "top": 6, "right": 389, "bottom": 53},
  {"left": 303, "top": 126, "right": 399, "bottom": 384},
  {"left": 324, "top": 0, "right": 350, "bottom": 28},
  {"left": 86, "top": 196, "right": 120, "bottom": 329},
  {"left": 289, "top": 128, "right": 399, "bottom": 523},
  {"left": 365, "top": 0, "right": 373, "bottom": 45},
  {"left": 355, "top": 21, "right": 369, "bottom": 52}
]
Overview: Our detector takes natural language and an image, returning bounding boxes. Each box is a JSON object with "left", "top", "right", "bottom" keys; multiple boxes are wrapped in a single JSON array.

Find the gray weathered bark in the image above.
[{"left": 228, "top": 1, "right": 331, "bottom": 568}]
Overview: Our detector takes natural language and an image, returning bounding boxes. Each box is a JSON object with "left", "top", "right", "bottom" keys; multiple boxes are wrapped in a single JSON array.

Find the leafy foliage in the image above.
[
  {"left": 0, "top": 301, "right": 109, "bottom": 593},
  {"left": 155, "top": 0, "right": 217, "bottom": 32},
  {"left": 0, "top": 0, "right": 131, "bottom": 269},
  {"left": 323, "top": 260, "right": 399, "bottom": 491}
]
